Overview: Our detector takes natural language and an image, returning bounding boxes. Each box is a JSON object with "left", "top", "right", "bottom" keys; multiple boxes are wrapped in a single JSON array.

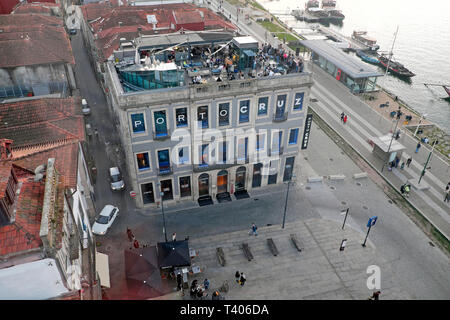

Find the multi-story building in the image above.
[{"left": 105, "top": 30, "right": 312, "bottom": 208}]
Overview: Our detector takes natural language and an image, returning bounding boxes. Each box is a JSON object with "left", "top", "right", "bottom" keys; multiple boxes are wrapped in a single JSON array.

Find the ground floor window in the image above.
[
  {"left": 141, "top": 183, "right": 155, "bottom": 204},
  {"left": 179, "top": 176, "right": 191, "bottom": 197},
  {"left": 160, "top": 179, "right": 173, "bottom": 200}
]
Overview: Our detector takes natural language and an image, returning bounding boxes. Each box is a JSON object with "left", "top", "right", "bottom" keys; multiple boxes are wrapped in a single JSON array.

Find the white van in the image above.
[{"left": 82, "top": 98, "right": 91, "bottom": 115}]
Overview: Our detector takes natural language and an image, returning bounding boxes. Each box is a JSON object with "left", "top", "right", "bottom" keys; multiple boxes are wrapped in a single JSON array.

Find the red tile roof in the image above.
[
  {"left": 0, "top": 161, "right": 13, "bottom": 199},
  {"left": 0, "top": 175, "right": 44, "bottom": 256},
  {"left": 0, "top": 13, "right": 62, "bottom": 27},
  {"left": 81, "top": 3, "right": 237, "bottom": 61},
  {"left": 12, "top": 1, "right": 61, "bottom": 15},
  {"left": 0, "top": 97, "right": 85, "bottom": 149},
  {"left": 13, "top": 143, "right": 79, "bottom": 188},
  {"left": 0, "top": 23, "right": 74, "bottom": 68}
]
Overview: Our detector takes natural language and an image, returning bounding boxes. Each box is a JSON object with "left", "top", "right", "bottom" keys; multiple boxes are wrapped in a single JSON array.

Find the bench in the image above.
[
  {"left": 329, "top": 174, "right": 345, "bottom": 181},
  {"left": 216, "top": 247, "right": 226, "bottom": 266},
  {"left": 242, "top": 243, "right": 253, "bottom": 261},
  {"left": 290, "top": 234, "right": 304, "bottom": 252},
  {"left": 352, "top": 172, "right": 368, "bottom": 179},
  {"left": 267, "top": 238, "right": 279, "bottom": 256},
  {"left": 307, "top": 176, "right": 323, "bottom": 183}
]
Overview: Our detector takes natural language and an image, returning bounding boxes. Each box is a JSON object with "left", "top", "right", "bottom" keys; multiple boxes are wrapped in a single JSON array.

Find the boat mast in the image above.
[{"left": 384, "top": 25, "right": 399, "bottom": 79}]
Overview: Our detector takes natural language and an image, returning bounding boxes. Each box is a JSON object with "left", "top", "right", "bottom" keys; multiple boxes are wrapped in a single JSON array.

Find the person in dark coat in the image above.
[
  {"left": 235, "top": 271, "right": 240, "bottom": 283},
  {"left": 126, "top": 228, "right": 134, "bottom": 242},
  {"left": 133, "top": 239, "right": 139, "bottom": 249},
  {"left": 406, "top": 157, "right": 412, "bottom": 167},
  {"left": 369, "top": 290, "right": 381, "bottom": 300},
  {"left": 239, "top": 273, "right": 246, "bottom": 286}
]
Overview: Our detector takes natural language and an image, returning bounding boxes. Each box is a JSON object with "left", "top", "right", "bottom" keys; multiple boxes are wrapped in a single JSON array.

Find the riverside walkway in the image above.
[{"left": 208, "top": 0, "right": 450, "bottom": 243}]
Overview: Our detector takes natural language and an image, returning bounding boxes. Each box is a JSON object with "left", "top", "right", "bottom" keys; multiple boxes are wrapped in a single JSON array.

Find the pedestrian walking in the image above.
[
  {"left": 400, "top": 184, "right": 405, "bottom": 195},
  {"left": 395, "top": 157, "right": 400, "bottom": 168},
  {"left": 406, "top": 157, "right": 412, "bottom": 167},
  {"left": 249, "top": 223, "right": 258, "bottom": 236},
  {"left": 172, "top": 232, "right": 177, "bottom": 242},
  {"left": 203, "top": 278, "right": 210, "bottom": 290},
  {"left": 235, "top": 270, "right": 240, "bottom": 283},
  {"left": 340, "top": 112, "right": 345, "bottom": 123},
  {"left": 133, "top": 239, "right": 140, "bottom": 249},
  {"left": 126, "top": 227, "right": 134, "bottom": 242},
  {"left": 445, "top": 182, "right": 450, "bottom": 192},
  {"left": 343, "top": 114, "right": 348, "bottom": 124},
  {"left": 415, "top": 142, "right": 421, "bottom": 153},
  {"left": 176, "top": 273, "right": 182, "bottom": 291},
  {"left": 400, "top": 162, "right": 405, "bottom": 170},
  {"left": 94, "top": 128, "right": 99, "bottom": 139},
  {"left": 239, "top": 273, "right": 246, "bottom": 287},
  {"left": 444, "top": 191, "right": 450, "bottom": 203},
  {"left": 404, "top": 184, "right": 411, "bottom": 197},
  {"left": 368, "top": 290, "right": 381, "bottom": 300}
]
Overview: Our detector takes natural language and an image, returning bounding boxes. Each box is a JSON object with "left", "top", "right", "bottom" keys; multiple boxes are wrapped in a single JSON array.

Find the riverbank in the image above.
[{"left": 225, "top": 0, "right": 449, "bottom": 161}]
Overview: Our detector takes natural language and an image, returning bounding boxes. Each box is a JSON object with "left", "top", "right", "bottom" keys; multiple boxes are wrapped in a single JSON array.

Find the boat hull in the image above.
[{"left": 378, "top": 55, "right": 415, "bottom": 78}]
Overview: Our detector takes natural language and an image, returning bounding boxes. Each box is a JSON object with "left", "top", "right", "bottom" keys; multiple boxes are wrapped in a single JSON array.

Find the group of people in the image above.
[
  {"left": 259, "top": 43, "right": 304, "bottom": 75},
  {"left": 235, "top": 271, "right": 247, "bottom": 286},
  {"left": 189, "top": 279, "right": 210, "bottom": 300},
  {"left": 400, "top": 183, "right": 411, "bottom": 197}
]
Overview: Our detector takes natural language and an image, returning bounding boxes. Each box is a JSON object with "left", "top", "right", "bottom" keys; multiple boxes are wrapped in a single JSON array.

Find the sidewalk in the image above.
[{"left": 307, "top": 62, "right": 450, "bottom": 240}]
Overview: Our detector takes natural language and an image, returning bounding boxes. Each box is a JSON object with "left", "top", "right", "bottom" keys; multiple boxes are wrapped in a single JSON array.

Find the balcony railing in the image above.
[
  {"left": 158, "top": 167, "right": 173, "bottom": 176},
  {"left": 269, "top": 146, "right": 284, "bottom": 156},
  {"left": 153, "top": 128, "right": 171, "bottom": 140},
  {"left": 273, "top": 112, "right": 288, "bottom": 122}
]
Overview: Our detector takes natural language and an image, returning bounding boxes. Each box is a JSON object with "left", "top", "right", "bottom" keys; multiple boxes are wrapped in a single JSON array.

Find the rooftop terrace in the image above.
[{"left": 112, "top": 32, "right": 306, "bottom": 93}]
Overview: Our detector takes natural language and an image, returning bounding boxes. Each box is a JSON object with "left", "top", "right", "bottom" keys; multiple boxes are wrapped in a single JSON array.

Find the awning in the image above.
[
  {"left": 243, "top": 49, "right": 256, "bottom": 57},
  {"left": 95, "top": 252, "right": 110, "bottom": 288}
]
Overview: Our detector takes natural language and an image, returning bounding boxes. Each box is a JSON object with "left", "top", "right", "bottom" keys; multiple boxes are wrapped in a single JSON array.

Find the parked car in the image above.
[
  {"left": 69, "top": 29, "right": 77, "bottom": 35},
  {"left": 109, "top": 167, "right": 125, "bottom": 191},
  {"left": 92, "top": 205, "right": 119, "bottom": 235},
  {"left": 81, "top": 98, "right": 90, "bottom": 115}
]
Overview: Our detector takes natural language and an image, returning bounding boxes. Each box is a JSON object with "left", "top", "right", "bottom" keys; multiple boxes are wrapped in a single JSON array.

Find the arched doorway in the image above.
[
  {"left": 217, "top": 170, "right": 228, "bottom": 194},
  {"left": 198, "top": 173, "right": 209, "bottom": 196},
  {"left": 235, "top": 166, "right": 249, "bottom": 199}
]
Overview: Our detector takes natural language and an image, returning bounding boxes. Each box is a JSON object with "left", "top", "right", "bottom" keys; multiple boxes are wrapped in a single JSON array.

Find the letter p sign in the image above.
[{"left": 366, "top": 265, "right": 381, "bottom": 290}]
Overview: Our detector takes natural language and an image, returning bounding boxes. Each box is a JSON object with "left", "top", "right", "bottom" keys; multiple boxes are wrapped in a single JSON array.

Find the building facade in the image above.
[{"left": 105, "top": 33, "right": 312, "bottom": 208}]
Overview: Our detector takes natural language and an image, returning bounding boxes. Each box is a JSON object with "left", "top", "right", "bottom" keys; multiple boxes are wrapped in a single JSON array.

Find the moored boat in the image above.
[
  {"left": 352, "top": 31, "right": 380, "bottom": 52},
  {"left": 321, "top": 0, "right": 336, "bottom": 8},
  {"left": 356, "top": 50, "right": 379, "bottom": 65},
  {"left": 327, "top": 9, "right": 345, "bottom": 21},
  {"left": 378, "top": 54, "right": 415, "bottom": 78},
  {"left": 306, "top": 0, "right": 320, "bottom": 9},
  {"left": 307, "top": 7, "right": 329, "bottom": 19}
]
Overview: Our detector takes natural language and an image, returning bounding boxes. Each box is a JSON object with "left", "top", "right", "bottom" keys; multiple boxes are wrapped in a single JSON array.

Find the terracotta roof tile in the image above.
[
  {"left": 13, "top": 143, "right": 79, "bottom": 188},
  {"left": 0, "top": 97, "right": 84, "bottom": 148},
  {"left": 0, "top": 13, "right": 62, "bottom": 27},
  {"left": 0, "top": 177, "right": 44, "bottom": 256}
]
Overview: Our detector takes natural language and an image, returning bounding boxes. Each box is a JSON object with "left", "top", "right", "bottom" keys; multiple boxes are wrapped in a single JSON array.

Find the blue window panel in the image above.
[
  {"left": 154, "top": 111, "right": 168, "bottom": 136},
  {"left": 272, "top": 131, "right": 282, "bottom": 152},
  {"left": 289, "top": 128, "right": 299, "bottom": 144},
  {"left": 178, "top": 147, "right": 190, "bottom": 164},
  {"left": 176, "top": 108, "right": 188, "bottom": 127},
  {"left": 157, "top": 149, "right": 171, "bottom": 173},
  {"left": 275, "top": 94, "right": 287, "bottom": 118},
  {"left": 197, "top": 106, "right": 209, "bottom": 129},
  {"left": 131, "top": 113, "right": 145, "bottom": 133},
  {"left": 218, "top": 103, "right": 230, "bottom": 126},
  {"left": 257, "top": 97, "right": 268, "bottom": 116},
  {"left": 293, "top": 92, "right": 304, "bottom": 110},
  {"left": 256, "top": 134, "right": 265, "bottom": 151},
  {"left": 237, "top": 137, "right": 248, "bottom": 160},
  {"left": 239, "top": 100, "right": 250, "bottom": 123},
  {"left": 136, "top": 152, "right": 150, "bottom": 171},
  {"left": 199, "top": 144, "right": 209, "bottom": 167}
]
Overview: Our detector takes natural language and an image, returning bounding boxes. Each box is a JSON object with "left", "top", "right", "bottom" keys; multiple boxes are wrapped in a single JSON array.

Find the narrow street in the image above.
[{"left": 71, "top": 32, "right": 134, "bottom": 225}]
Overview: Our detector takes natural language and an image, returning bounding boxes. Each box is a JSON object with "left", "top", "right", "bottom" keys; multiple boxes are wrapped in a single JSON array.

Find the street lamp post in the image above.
[
  {"left": 418, "top": 140, "right": 438, "bottom": 184},
  {"left": 414, "top": 113, "right": 427, "bottom": 138},
  {"left": 381, "top": 106, "right": 402, "bottom": 172},
  {"left": 282, "top": 174, "right": 296, "bottom": 229},
  {"left": 157, "top": 183, "right": 168, "bottom": 242}
]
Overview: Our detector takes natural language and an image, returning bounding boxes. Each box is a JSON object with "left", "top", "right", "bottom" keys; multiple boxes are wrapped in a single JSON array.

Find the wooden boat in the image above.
[
  {"left": 378, "top": 54, "right": 415, "bottom": 78},
  {"left": 356, "top": 50, "right": 379, "bottom": 64},
  {"left": 327, "top": 9, "right": 345, "bottom": 20},
  {"left": 321, "top": 0, "right": 336, "bottom": 8},
  {"left": 424, "top": 83, "right": 450, "bottom": 98},
  {"left": 306, "top": 0, "right": 320, "bottom": 9},
  {"left": 352, "top": 31, "right": 380, "bottom": 52},
  {"left": 307, "top": 7, "right": 329, "bottom": 18}
]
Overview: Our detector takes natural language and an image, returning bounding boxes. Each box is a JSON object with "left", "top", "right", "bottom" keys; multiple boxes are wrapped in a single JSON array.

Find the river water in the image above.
[{"left": 259, "top": 0, "right": 450, "bottom": 133}]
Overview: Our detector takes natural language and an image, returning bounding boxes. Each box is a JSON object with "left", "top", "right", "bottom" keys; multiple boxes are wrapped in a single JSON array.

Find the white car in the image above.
[
  {"left": 81, "top": 98, "right": 91, "bottom": 115},
  {"left": 109, "top": 167, "right": 125, "bottom": 191},
  {"left": 92, "top": 205, "right": 119, "bottom": 235}
]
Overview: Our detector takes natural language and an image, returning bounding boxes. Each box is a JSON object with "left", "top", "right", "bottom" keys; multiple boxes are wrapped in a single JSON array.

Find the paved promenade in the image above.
[{"left": 307, "top": 63, "right": 450, "bottom": 240}]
